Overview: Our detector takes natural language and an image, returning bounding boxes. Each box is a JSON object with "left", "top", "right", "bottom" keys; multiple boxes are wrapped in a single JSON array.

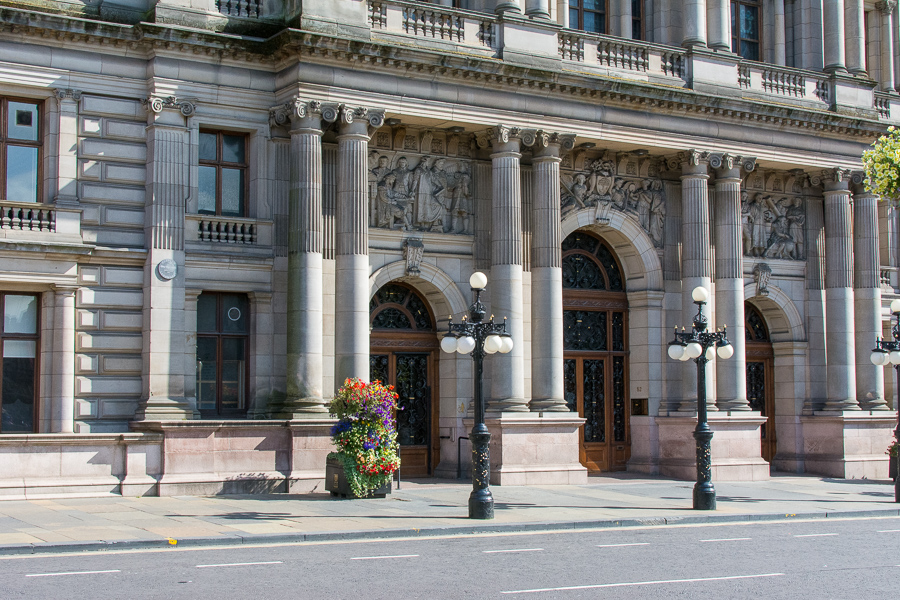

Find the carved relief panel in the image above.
[
  {"left": 741, "top": 170, "right": 807, "bottom": 261},
  {"left": 369, "top": 127, "right": 474, "bottom": 235},
  {"left": 560, "top": 152, "right": 667, "bottom": 248}
]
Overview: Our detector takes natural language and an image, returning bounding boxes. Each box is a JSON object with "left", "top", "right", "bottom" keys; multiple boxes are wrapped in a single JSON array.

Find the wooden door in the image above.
[{"left": 745, "top": 303, "right": 775, "bottom": 463}]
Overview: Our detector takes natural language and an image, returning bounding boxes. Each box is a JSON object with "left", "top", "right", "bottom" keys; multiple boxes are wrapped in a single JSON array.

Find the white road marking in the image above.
[
  {"left": 350, "top": 554, "right": 418, "bottom": 560},
  {"left": 700, "top": 538, "right": 751, "bottom": 542},
  {"left": 878, "top": 530, "right": 900, "bottom": 533},
  {"left": 195, "top": 561, "right": 282, "bottom": 568},
  {"left": 596, "top": 543, "right": 650, "bottom": 548},
  {"left": 26, "top": 570, "right": 120, "bottom": 578},
  {"left": 501, "top": 572, "right": 785, "bottom": 594},
  {"left": 483, "top": 548, "right": 544, "bottom": 554},
  {"left": 794, "top": 533, "right": 838, "bottom": 538}
]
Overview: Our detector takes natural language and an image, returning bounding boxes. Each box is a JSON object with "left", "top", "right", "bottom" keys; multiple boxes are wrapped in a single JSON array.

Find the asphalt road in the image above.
[{"left": 2, "top": 517, "right": 898, "bottom": 599}]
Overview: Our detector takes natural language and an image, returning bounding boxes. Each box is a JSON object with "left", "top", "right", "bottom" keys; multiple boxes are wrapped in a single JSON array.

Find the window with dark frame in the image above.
[
  {"left": 632, "top": 0, "right": 643, "bottom": 40},
  {"left": 731, "top": 0, "right": 761, "bottom": 61},
  {"left": 1, "top": 99, "right": 41, "bottom": 204},
  {"left": 196, "top": 292, "right": 249, "bottom": 417},
  {"left": 569, "top": 0, "right": 607, "bottom": 35},
  {"left": 198, "top": 131, "right": 248, "bottom": 218},
  {"left": 1, "top": 293, "right": 39, "bottom": 433}
]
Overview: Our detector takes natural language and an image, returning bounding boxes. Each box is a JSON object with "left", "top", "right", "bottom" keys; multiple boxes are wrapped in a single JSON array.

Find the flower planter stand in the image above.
[
  {"left": 325, "top": 456, "right": 392, "bottom": 499},
  {"left": 891, "top": 455, "right": 898, "bottom": 481}
]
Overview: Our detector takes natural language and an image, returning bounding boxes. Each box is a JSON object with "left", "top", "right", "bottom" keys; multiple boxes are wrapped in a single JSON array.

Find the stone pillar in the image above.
[
  {"left": 713, "top": 154, "right": 754, "bottom": 412},
  {"left": 706, "top": 0, "right": 730, "bottom": 51},
  {"left": 683, "top": 0, "right": 708, "bottom": 48},
  {"left": 680, "top": 151, "right": 715, "bottom": 412},
  {"left": 619, "top": 0, "right": 634, "bottom": 39},
  {"left": 183, "top": 289, "right": 201, "bottom": 416},
  {"left": 852, "top": 181, "right": 887, "bottom": 410},
  {"left": 773, "top": 0, "right": 787, "bottom": 65},
  {"left": 50, "top": 286, "right": 76, "bottom": 433},
  {"left": 556, "top": 0, "right": 569, "bottom": 27},
  {"left": 821, "top": 169, "right": 858, "bottom": 410},
  {"left": 488, "top": 125, "right": 527, "bottom": 412},
  {"left": 54, "top": 89, "right": 81, "bottom": 206},
  {"left": 496, "top": 0, "right": 522, "bottom": 14},
  {"left": 844, "top": 0, "right": 866, "bottom": 74},
  {"left": 334, "top": 105, "right": 384, "bottom": 389},
  {"left": 134, "top": 96, "right": 195, "bottom": 420},
  {"left": 879, "top": 1, "right": 897, "bottom": 91},
  {"left": 528, "top": 131, "right": 575, "bottom": 413},
  {"left": 824, "top": 0, "right": 847, "bottom": 72},
  {"left": 524, "top": 0, "right": 550, "bottom": 19},
  {"left": 275, "top": 100, "right": 331, "bottom": 417}
]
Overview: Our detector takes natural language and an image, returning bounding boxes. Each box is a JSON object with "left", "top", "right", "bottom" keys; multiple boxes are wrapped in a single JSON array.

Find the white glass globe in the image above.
[
  {"left": 679, "top": 350, "right": 692, "bottom": 361},
  {"left": 691, "top": 286, "right": 709, "bottom": 303},
  {"left": 499, "top": 335, "right": 514, "bottom": 354},
  {"left": 484, "top": 334, "right": 502, "bottom": 354},
  {"left": 457, "top": 336, "right": 476, "bottom": 354},
  {"left": 717, "top": 343, "right": 734, "bottom": 360},
  {"left": 892, "top": 299, "right": 900, "bottom": 314},
  {"left": 685, "top": 342, "right": 703, "bottom": 359},
  {"left": 883, "top": 352, "right": 895, "bottom": 366},
  {"left": 667, "top": 344, "right": 685, "bottom": 360},
  {"left": 890, "top": 350, "right": 900, "bottom": 365},
  {"left": 871, "top": 350, "right": 887, "bottom": 366},
  {"left": 440, "top": 335, "right": 458, "bottom": 354},
  {"left": 469, "top": 272, "right": 488, "bottom": 290},
  {"left": 705, "top": 346, "right": 715, "bottom": 361}
]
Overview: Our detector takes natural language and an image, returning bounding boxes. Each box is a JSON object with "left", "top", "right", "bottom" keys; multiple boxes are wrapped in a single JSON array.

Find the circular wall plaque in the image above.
[{"left": 156, "top": 259, "right": 177, "bottom": 281}]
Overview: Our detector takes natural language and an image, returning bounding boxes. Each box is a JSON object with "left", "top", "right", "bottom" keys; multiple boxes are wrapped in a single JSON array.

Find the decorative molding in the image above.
[
  {"left": 753, "top": 263, "right": 772, "bottom": 296},
  {"left": 54, "top": 88, "right": 81, "bottom": 101},
  {"left": 877, "top": 0, "right": 896, "bottom": 14},
  {"left": 403, "top": 238, "right": 425, "bottom": 275},
  {"left": 709, "top": 153, "right": 756, "bottom": 173},
  {"left": 142, "top": 95, "right": 196, "bottom": 116}
]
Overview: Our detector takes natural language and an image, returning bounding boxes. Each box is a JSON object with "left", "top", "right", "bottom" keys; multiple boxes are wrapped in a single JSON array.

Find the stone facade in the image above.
[{"left": 0, "top": 0, "right": 897, "bottom": 498}]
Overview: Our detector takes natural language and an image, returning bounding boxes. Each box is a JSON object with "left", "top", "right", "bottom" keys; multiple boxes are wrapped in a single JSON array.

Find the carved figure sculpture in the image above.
[
  {"left": 748, "top": 194, "right": 769, "bottom": 257},
  {"left": 376, "top": 174, "right": 412, "bottom": 230},
  {"left": 413, "top": 156, "right": 450, "bottom": 232},
  {"left": 450, "top": 165, "right": 472, "bottom": 234},
  {"left": 786, "top": 197, "right": 805, "bottom": 259},
  {"left": 765, "top": 197, "right": 794, "bottom": 259},
  {"left": 636, "top": 180, "right": 653, "bottom": 232},
  {"left": 741, "top": 191, "right": 753, "bottom": 255},
  {"left": 649, "top": 180, "right": 666, "bottom": 247},
  {"left": 610, "top": 178, "right": 627, "bottom": 210}
]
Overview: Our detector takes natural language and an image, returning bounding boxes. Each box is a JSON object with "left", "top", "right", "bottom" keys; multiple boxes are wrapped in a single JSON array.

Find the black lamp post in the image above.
[
  {"left": 868, "top": 298, "right": 900, "bottom": 503},
  {"left": 667, "top": 286, "right": 733, "bottom": 511},
  {"left": 440, "top": 272, "right": 513, "bottom": 520}
]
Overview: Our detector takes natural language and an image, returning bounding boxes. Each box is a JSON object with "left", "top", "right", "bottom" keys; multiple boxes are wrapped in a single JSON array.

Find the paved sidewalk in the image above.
[{"left": 0, "top": 473, "right": 897, "bottom": 555}]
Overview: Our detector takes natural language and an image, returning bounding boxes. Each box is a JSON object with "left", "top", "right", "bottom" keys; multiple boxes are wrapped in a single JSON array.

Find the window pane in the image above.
[
  {"left": 222, "top": 135, "right": 245, "bottom": 164},
  {"left": 196, "top": 337, "right": 218, "bottom": 412},
  {"left": 220, "top": 337, "right": 245, "bottom": 410},
  {"left": 221, "top": 168, "right": 244, "bottom": 217},
  {"left": 583, "top": 0, "right": 604, "bottom": 10},
  {"left": 4, "top": 295, "right": 37, "bottom": 334},
  {"left": 6, "top": 145, "right": 38, "bottom": 203},
  {"left": 222, "top": 294, "right": 248, "bottom": 334},
  {"left": 3, "top": 340, "right": 36, "bottom": 358},
  {"left": 8, "top": 102, "right": 38, "bottom": 141},
  {"left": 741, "top": 40, "right": 760, "bottom": 61},
  {"left": 584, "top": 12, "right": 603, "bottom": 33},
  {"left": 199, "top": 132, "right": 217, "bottom": 161},
  {"left": 569, "top": 8, "right": 579, "bottom": 26},
  {"left": 197, "top": 294, "right": 218, "bottom": 333},
  {"left": 632, "top": 18, "right": 642, "bottom": 40},
  {"left": 2, "top": 354, "right": 35, "bottom": 432},
  {"left": 741, "top": 5, "right": 759, "bottom": 39},
  {"left": 199, "top": 166, "right": 216, "bottom": 215}
]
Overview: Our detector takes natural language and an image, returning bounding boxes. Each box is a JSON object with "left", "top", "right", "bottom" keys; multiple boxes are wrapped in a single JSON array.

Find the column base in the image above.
[
  {"left": 656, "top": 414, "right": 770, "bottom": 481},
  {"left": 801, "top": 411, "right": 895, "bottom": 479},
  {"left": 469, "top": 413, "right": 588, "bottom": 485},
  {"left": 528, "top": 399, "right": 570, "bottom": 412},
  {"left": 133, "top": 397, "right": 198, "bottom": 421},
  {"left": 269, "top": 396, "right": 329, "bottom": 420}
]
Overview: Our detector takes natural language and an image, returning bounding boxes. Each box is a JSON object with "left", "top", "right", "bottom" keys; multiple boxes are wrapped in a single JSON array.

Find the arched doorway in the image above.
[
  {"left": 561, "top": 231, "right": 630, "bottom": 472},
  {"left": 745, "top": 302, "right": 775, "bottom": 463},
  {"left": 369, "top": 283, "right": 438, "bottom": 477}
]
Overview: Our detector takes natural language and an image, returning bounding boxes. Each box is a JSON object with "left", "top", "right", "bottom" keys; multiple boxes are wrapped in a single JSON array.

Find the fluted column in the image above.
[
  {"left": 51, "top": 286, "right": 76, "bottom": 433},
  {"left": 880, "top": 1, "right": 897, "bottom": 91},
  {"left": 824, "top": 0, "right": 847, "bottom": 72},
  {"left": 822, "top": 169, "right": 858, "bottom": 410},
  {"left": 276, "top": 100, "right": 330, "bottom": 416},
  {"left": 488, "top": 126, "right": 527, "bottom": 412},
  {"left": 680, "top": 151, "right": 715, "bottom": 412},
  {"left": 528, "top": 132, "right": 575, "bottom": 413},
  {"left": 713, "top": 155, "right": 754, "bottom": 411},
  {"left": 844, "top": 0, "right": 866, "bottom": 74},
  {"left": 54, "top": 89, "right": 81, "bottom": 206},
  {"left": 683, "top": 0, "right": 708, "bottom": 48},
  {"left": 707, "top": 0, "right": 730, "bottom": 51},
  {"left": 853, "top": 181, "right": 887, "bottom": 410},
  {"left": 334, "top": 106, "right": 384, "bottom": 390}
]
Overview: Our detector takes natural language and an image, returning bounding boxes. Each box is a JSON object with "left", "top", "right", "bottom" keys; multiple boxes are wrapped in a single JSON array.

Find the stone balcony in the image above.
[{"left": 0, "top": 200, "right": 84, "bottom": 248}]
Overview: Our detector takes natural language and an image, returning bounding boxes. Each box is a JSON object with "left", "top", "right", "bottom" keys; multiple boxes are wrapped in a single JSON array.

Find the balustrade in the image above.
[
  {"left": 216, "top": 0, "right": 261, "bottom": 18},
  {"left": 198, "top": 218, "right": 257, "bottom": 244},
  {"left": 598, "top": 41, "right": 648, "bottom": 72},
  {"left": 0, "top": 202, "right": 55, "bottom": 233}
]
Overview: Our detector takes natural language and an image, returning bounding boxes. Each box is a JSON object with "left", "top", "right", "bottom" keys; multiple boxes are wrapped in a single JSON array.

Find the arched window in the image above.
[
  {"left": 745, "top": 303, "right": 770, "bottom": 342},
  {"left": 732, "top": 0, "right": 761, "bottom": 61},
  {"left": 369, "top": 284, "right": 434, "bottom": 331},
  {"left": 562, "top": 232, "right": 625, "bottom": 292},
  {"left": 569, "top": 0, "right": 607, "bottom": 35}
]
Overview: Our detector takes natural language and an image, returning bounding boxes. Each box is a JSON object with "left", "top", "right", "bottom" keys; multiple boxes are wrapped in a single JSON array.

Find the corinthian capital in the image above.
[{"left": 877, "top": 0, "right": 896, "bottom": 14}]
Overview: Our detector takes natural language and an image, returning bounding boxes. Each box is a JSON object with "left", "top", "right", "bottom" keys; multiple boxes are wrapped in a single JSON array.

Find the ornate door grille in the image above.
[{"left": 745, "top": 302, "right": 775, "bottom": 463}]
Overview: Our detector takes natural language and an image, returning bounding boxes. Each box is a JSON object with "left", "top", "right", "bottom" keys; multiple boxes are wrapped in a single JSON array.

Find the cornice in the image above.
[{"left": 0, "top": 7, "right": 889, "bottom": 140}]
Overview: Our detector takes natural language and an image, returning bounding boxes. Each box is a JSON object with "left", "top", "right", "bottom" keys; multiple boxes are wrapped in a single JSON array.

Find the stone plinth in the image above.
[
  {"left": 474, "top": 413, "right": 587, "bottom": 485},
  {"left": 800, "top": 412, "right": 895, "bottom": 479},
  {"left": 627, "top": 415, "right": 660, "bottom": 475},
  {"left": 656, "top": 414, "right": 770, "bottom": 481},
  {"left": 288, "top": 419, "right": 337, "bottom": 493}
]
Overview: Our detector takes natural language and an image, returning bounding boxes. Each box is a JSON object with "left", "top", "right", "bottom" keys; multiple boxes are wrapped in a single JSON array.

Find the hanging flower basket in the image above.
[
  {"left": 325, "top": 378, "right": 401, "bottom": 499},
  {"left": 862, "top": 126, "right": 900, "bottom": 200}
]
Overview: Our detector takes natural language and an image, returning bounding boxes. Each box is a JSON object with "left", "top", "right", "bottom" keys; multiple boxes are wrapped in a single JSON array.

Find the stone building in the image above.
[{"left": 0, "top": 0, "right": 897, "bottom": 498}]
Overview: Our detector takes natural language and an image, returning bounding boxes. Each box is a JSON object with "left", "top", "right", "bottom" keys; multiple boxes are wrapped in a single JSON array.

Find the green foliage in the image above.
[
  {"left": 329, "top": 378, "right": 401, "bottom": 498},
  {"left": 862, "top": 126, "right": 900, "bottom": 199},
  {"left": 888, "top": 436, "right": 899, "bottom": 458}
]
